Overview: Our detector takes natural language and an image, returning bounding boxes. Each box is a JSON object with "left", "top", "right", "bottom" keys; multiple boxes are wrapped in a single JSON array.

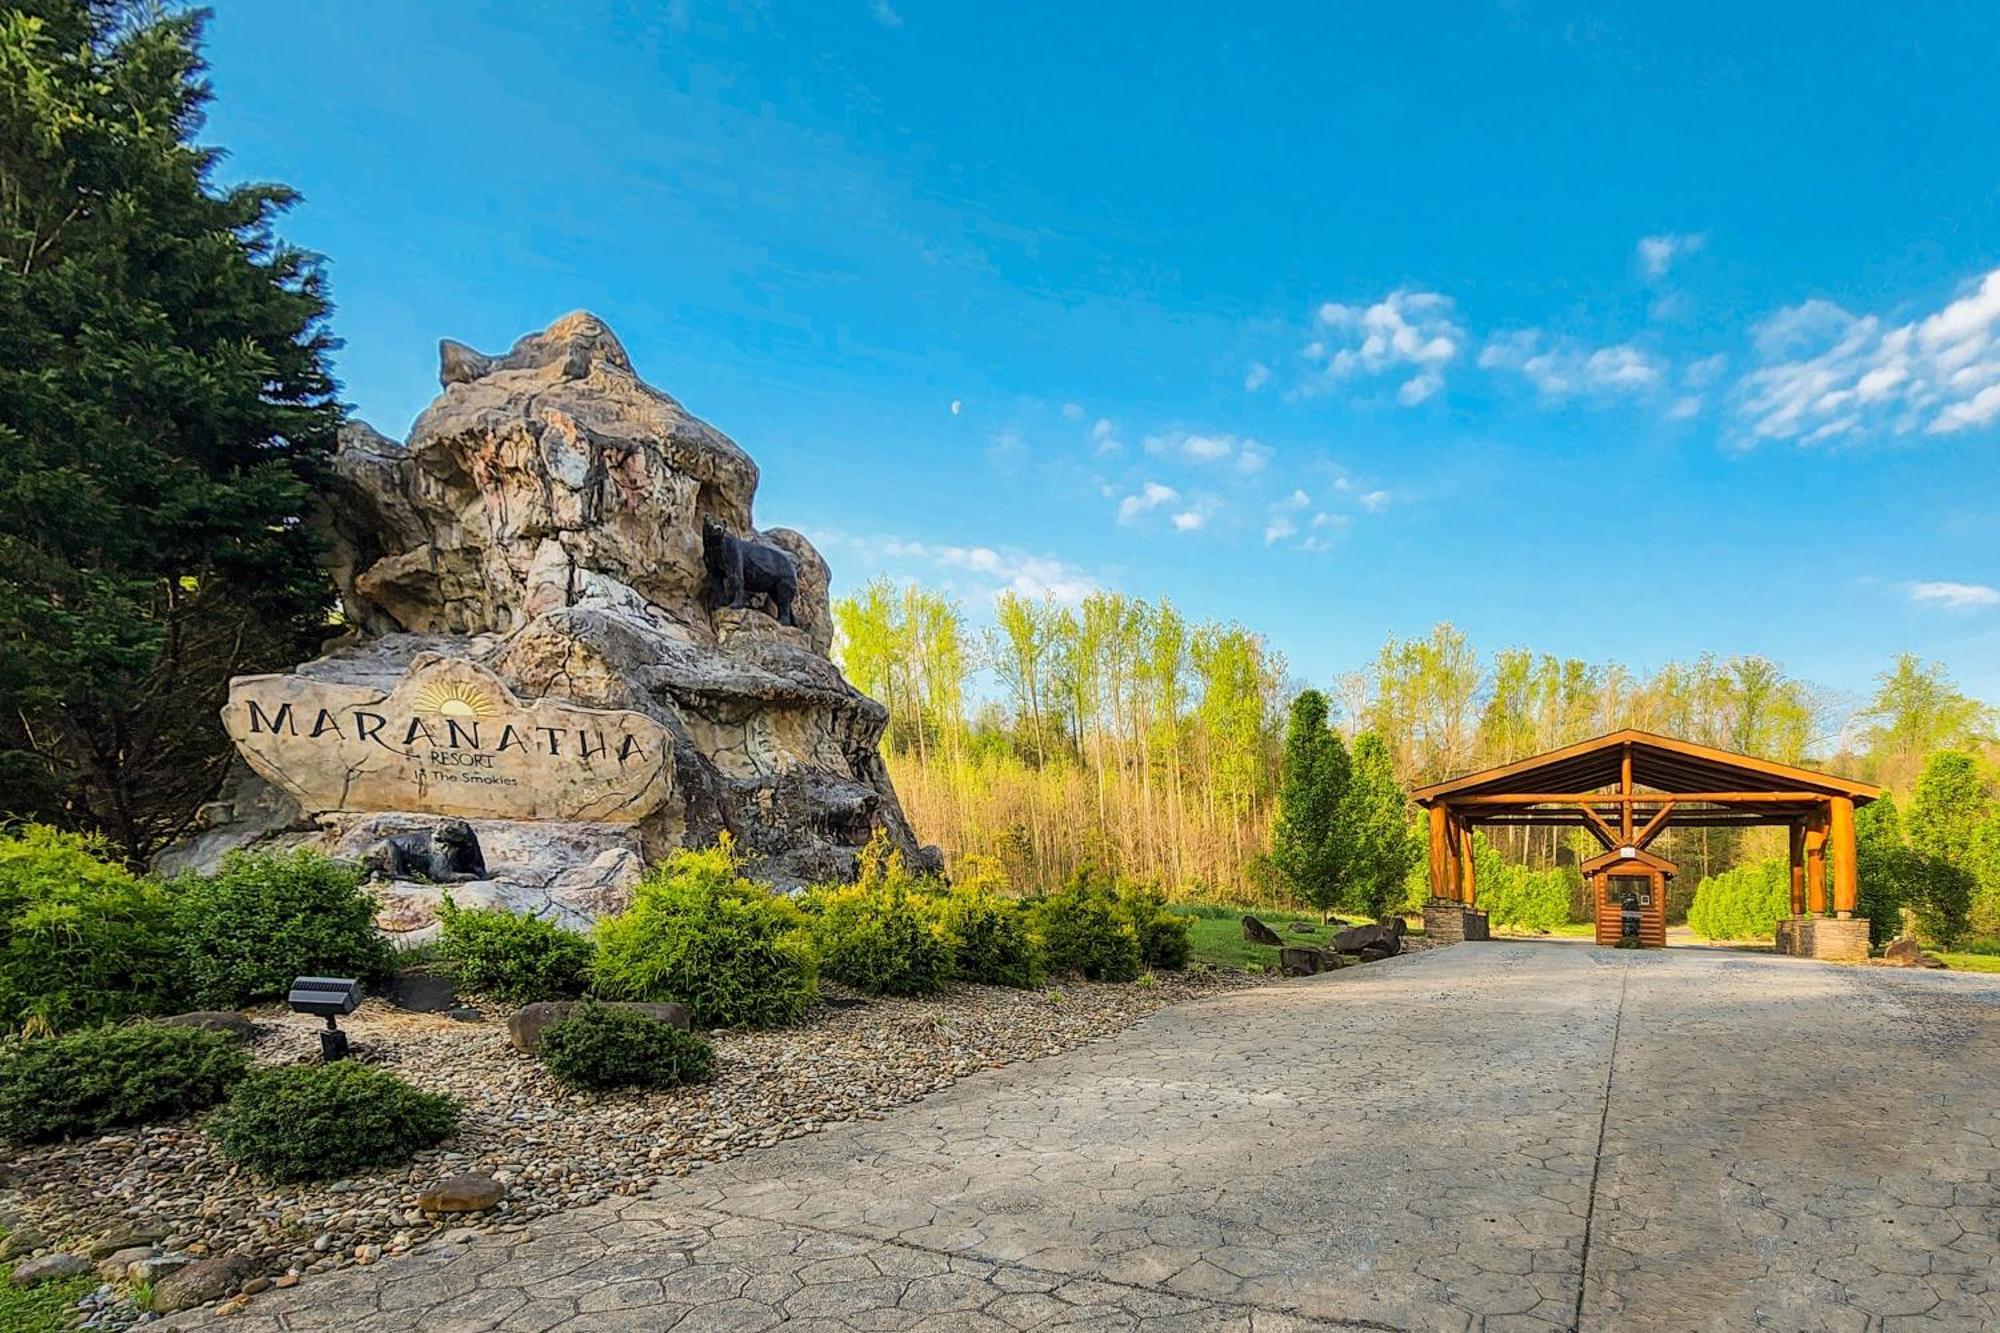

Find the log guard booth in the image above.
[{"left": 1411, "top": 730, "right": 1878, "bottom": 956}]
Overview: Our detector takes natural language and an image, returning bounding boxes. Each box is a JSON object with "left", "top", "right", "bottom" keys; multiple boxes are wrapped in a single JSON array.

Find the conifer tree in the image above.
[
  {"left": 1272, "top": 690, "right": 1350, "bottom": 918},
  {"left": 1342, "top": 731, "right": 1418, "bottom": 920},
  {"left": 0, "top": 1, "right": 340, "bottom": 860}
]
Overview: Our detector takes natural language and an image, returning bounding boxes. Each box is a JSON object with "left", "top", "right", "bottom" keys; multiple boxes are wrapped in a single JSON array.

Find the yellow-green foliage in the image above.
[
  {"left": 593, "top": 842, "right": 816, "bottom": 1028},
  {"left": 1687, "top": 859, "right": 1791, "bottom": 941},
  {"left": 0, "top": 826, "right": 181, "bottom": 1034},
  {"left": 804, "top": 878, "right": 954, "bottom": 998}
]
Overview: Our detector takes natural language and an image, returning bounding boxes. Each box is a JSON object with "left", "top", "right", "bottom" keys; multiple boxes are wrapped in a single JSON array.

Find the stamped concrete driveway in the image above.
[{"left": 177, "top": 944, "right": 2000, "bottom": 1332}]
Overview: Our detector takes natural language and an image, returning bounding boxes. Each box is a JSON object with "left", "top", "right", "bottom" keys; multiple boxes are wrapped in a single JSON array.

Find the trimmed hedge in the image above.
[
  {"left": 208, "top": 1062, "right": 458, "bottom": 1183},
  {"left": 1687, "top": 859, "right": 1792, "bottom": 942},
  {"left": 593, "top": 845, "right": 816, "bottom": 1028},
  {"left": 0, "top": 1023, "right": 248, "bottom": 1143},
  {"left": 0, "top": 827, "right": 182, "bottom": 1033},
  {"left": 168, "top": 849, "right": 391, "bottom": 1008},
  {"left": 539, "top": 1000, "right": 714, "bottom": 1090},
  {"left": 437, "top": 898, "right": 593, "bottom": 1004}
]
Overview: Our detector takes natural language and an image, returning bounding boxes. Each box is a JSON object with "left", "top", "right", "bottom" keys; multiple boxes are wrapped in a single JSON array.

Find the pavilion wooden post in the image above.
[
  {"left": 1619, "top": 744, "right": 1634, "bottom": 841},
  {"left": 1458, "top": 819, "right": 1478, "bottom": 908},
  {"left": 1804, "top": 816, "right": 1828, "bottom": 916},
  {"left": 1428, "top": 804, "right": 1451, "bottom": 900},
  {"left": 1829, "top": 795, "right": 1858, "bottom": 918},
  {"left": 1787, "top": 822, "right": 1807, "bottom": 917}
]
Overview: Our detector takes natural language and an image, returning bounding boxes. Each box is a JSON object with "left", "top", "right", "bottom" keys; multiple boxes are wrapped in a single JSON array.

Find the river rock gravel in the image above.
[{"left": 2, "top": 968, "right": 1258, "bottom": 1297}]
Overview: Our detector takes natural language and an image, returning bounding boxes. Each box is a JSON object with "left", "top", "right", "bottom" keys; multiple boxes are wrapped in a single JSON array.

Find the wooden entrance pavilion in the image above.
[{"left": 1410, "top": 730, "right": 1880, "bottom": 957}]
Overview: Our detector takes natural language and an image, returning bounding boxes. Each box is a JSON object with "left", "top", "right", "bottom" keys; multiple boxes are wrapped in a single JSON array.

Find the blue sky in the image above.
[{"left": 203, "top": 1, "right": 2000, "bottom": 707}]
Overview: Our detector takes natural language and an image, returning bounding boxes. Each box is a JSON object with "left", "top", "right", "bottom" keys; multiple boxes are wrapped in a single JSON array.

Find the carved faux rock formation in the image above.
[{"left": 184, "top": 312, "right": 933, "bottom": 918}]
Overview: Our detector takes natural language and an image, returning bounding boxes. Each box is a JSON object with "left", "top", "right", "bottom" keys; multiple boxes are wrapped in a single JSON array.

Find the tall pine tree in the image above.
[
  {"left": 1272, "top": 690, "right": 1350, "bottom": 919},
  {"left": 0, "top": 1, "right": 340, "bottom": 861}
]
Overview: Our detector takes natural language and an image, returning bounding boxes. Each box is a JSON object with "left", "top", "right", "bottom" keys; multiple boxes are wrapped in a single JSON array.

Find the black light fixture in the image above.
[{"left": 288, "top": 976, "right": 363, "bottom": 1060}]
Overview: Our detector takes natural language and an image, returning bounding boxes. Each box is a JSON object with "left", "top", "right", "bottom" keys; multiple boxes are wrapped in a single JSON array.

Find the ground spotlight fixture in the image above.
[{"left": 288, "top": 976, "right": 363, "bottom": 1061}]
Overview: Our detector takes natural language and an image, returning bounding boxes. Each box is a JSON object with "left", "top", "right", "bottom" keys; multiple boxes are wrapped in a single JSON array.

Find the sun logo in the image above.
[{"left": 413, "top": 680, "right": 498, "bottom": 720}]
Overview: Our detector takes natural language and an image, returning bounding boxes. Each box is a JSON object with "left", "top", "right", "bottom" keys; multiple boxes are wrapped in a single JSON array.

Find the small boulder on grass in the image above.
[
  {"left": 206, "top": 1062, "right": 457, "bottom": 1184},
  {"left": 540, "top": 999, "right": 714, "bottom": 1091}
]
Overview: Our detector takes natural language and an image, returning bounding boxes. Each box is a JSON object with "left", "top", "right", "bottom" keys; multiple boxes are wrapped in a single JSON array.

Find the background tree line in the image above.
[{"left": 839, "top": 582, "right": 2000, "bottom": 934}]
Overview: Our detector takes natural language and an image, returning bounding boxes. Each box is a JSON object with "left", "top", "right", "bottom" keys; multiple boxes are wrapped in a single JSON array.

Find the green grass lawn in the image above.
[
  {"left": 1173, "top": 905, "right": 1382, "bottom": 971},
  {"left": 0, "top": 1233, "right": 93, "bottom": 1333},
  {"left": 1934, "top": 952, "right": 2000, "bottom": 973}
]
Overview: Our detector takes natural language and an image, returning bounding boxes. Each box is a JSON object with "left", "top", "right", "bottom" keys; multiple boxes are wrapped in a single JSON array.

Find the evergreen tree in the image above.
[
  {"left": 1905, "top": 752, "right": 1987, "bottom": 947},
  {"left": 1272, "top": 690, "right": 1350, "bottom": 918},
  {"left": 1341, "top": 731, "right": 1418, "bottom": 919},
  {"left": 1854, "top": 794, "right": 1921, "bottom": 946},
  {"left": 0, "top": 1, "right": 340, "bottom": 861}
]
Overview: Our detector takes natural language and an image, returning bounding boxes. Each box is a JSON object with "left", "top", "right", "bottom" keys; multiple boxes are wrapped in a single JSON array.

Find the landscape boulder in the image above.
[
  {"left": 1882, "top": 937, "right": 1949, "bottom": 969},
  {"left": 507, "top": 999, "right": 692, "bottom": 1054},
  {"left": 1332, "top": 920, "right": 1405, "bottom": 961},
  {"left": 9, "top": 1253, "right": 89, "bottom": 1287},
  {"left": 1241, "top": 915, "right": 1284, "bottom": 947},
  {"left": 149, "top": 1254, "right": 258, "bottom": 1313},
  {"left": 417, "top": 1172, "right": 507, "bottom": 1214},
  {"left": 386, "top": 964, "right": 458, "bottom": 1013},
  {"left": 1278, "top": 946, "right": 1331, "bottom": 977}
]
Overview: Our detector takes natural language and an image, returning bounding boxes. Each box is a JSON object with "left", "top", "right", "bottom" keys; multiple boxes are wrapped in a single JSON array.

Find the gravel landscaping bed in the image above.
[{"left": 1, "top": 967, "right": 1259, "bottom": 1303}]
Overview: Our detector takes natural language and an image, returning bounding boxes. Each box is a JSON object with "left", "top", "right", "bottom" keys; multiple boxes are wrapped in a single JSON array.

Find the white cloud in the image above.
[
  {"left": 1117, "top": 480, "right": 1179, "bottom": 523},
  {"left": 869, "top": 0, "right": 903, "bottom": 27},
  {"left": 1171, "top": 511, "right": 1205, "bottom": 532},
  {"left": 1263, "top": 517, "right": 1295, "bottom": 545},
  {"left": 1738, "top": 269, "right": 2000, "bottom": 441},
  {"left": 1302, "top": 289, "right": 1462, "bottom": 405},
  {"left": 1479, "top": 330, "right": 1667, "bottom": 400},
  {"left": 948, "top": 399, "right": 962, "bottom": 416},
  {"left": 1244, "top": 362, "right": 1272, "bottom": 392},
  {"left": 1140, "top": 428, "right": 1267, "bottom": 468},
  {"left": 1638, "top": 232, "right": 1706, "bottom": 280},
  {"left": 1907, "top": 581, "right": 2000, "bottom": 610},
  {"left": 1090, "top": 418, "right": 1123, "bottom": 456},
  {"left": 824, "top": 533, "right": 1098, "bottom": 606},
  {"left": 1060, "top": 402, "right": 1084, "bottom": 422},
  {"left": 1358, "top": 489, "right": 1391, "bottom": 513}
]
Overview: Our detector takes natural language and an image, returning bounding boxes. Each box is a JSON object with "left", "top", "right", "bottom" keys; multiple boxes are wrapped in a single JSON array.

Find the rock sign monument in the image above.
[{"left": 174, "top": 313, "right": 935, "bottom": 938}]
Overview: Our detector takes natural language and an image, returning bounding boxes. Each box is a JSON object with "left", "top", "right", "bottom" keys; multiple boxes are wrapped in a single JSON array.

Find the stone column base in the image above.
[
  {"left": 1774, "top": 914, "right": 1870, "bottom": 962},
  {"left": 1424, "top": 900, "right": 1490, "bottom": 945}
]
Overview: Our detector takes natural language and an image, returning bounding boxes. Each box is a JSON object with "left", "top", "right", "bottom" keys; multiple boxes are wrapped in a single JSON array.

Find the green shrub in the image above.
[
  {"left": 539, "top": 1000, "right": 715, "bottom": 1090},
  {"left": 208, "top": 1062, "right": 457, "bottom": 1183},
  {"left": 0, "top": 1023, "right": 248, "bottom": 1143},
  {"left": 1687, "top": 859, "right": 1792, "bottom": 941},
  {"left": 169, "top": 849, "right": 391, "bottom": 1008},
  {"left": 805, "top": 879, "right": 954, "bottom": 997},
  {"left": 593, "top": 843, "right": 816, "bottom": 1028},
  {"left": 0, "top": 826, "right": 182, "bottom": 1033},
  {"left": 1027, "top": 868, "right": 1141, "bottom": 982},
  {"left": 437, "top": 898, "right": 592, "bottom": 1004},
  {"left": 1116, "top": 882, "right": 1192, "bottom": 970},
  {"left": 934, "top": 884, "right": 1041, "bottom": 988}
]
